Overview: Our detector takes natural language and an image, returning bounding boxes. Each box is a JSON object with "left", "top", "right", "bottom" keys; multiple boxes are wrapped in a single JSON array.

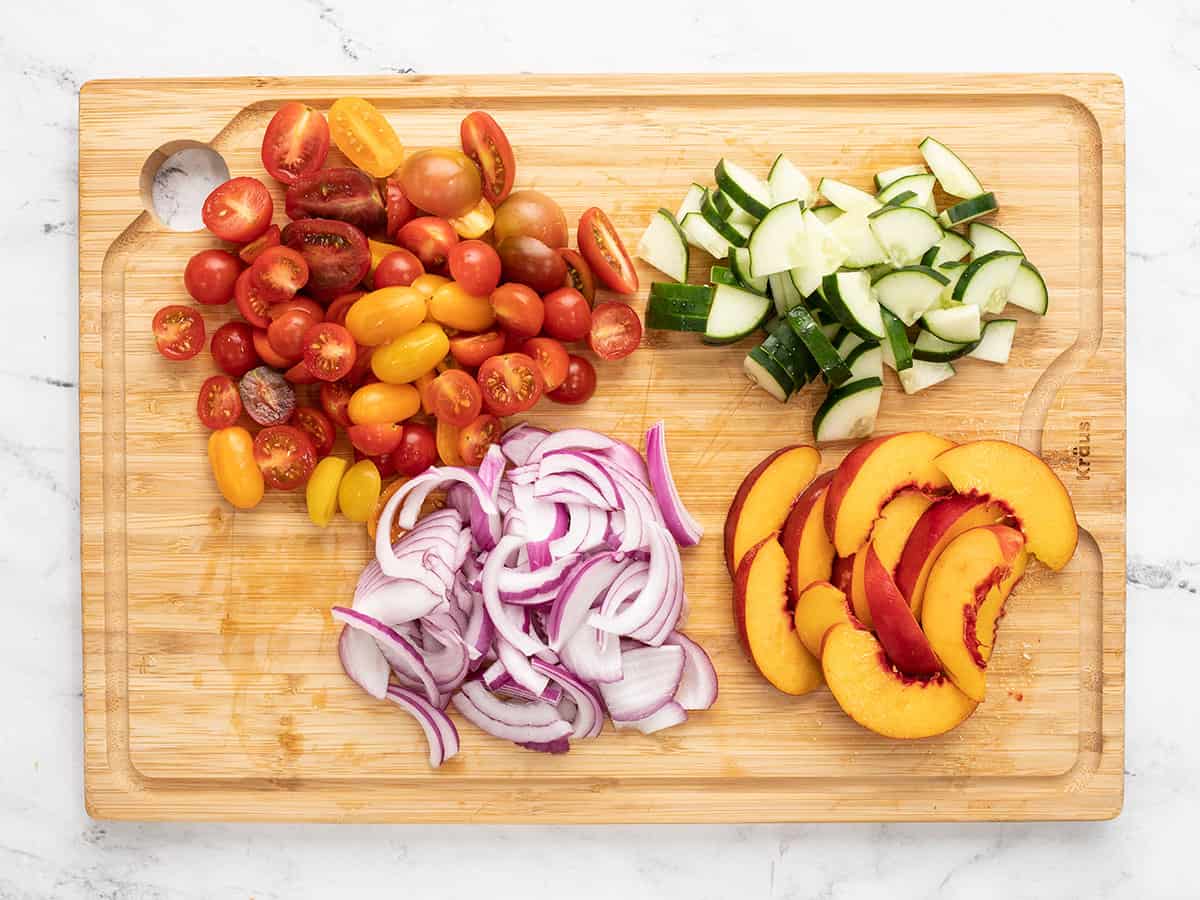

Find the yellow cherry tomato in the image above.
[
  {"left": 371, "top": 322, "right": 450, "bottom": 384},
  {"left": 428, "top": 281, "right": 496, "bottom": 331},
  {"left": 448, "top": 196, "right": 495, "bottom": 239},
  {"left": 306, "top": 456, "right": 348, "bottom": 527},
  {"left": 411, "top": 273, "right": 451, "bottom": 298},
  {"left": 328, "top": 97, "right": 404, "bottom": 178},
  {"left": 338, "top": 459, "right": 382, "bottom": 523},
  {"left": 207, "top": 427, "right": 265, "bottom": 510},
  {"left": 345, "top": 286, "right": 427, "bottom": 347},
  {"left": 348, "top": 382, "right": 421, "bottom": 425},
  {"left": 436, "top": 419, "right": 465, "bottom": 465},
  {"left": 415, "top": 370, "right": 438, "bottom": 415}
]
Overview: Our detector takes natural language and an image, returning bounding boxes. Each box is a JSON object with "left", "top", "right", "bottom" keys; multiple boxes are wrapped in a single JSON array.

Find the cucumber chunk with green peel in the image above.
[
  {"left": 786, "top": 305, "right": 851, "bottom": 387},
  {"left": 637, "top": 209, "right": 690, "bottom": 283},
  {"left": 767, "top": 270, "right": 804, "bottom": 317},
  {"left": 921, "top": 231, "right": 974, "bottom": 268},
  {"left": 810, "top": 205, "right": 843, "bottom": 225},
  {"left": 820, "top": 323, "right": 843, "bottom": 343},
  {"left": 645, "top": 308, "right": 708, "bottom": 332},
  {"left": 1006, "top": 259, "right": 1049, "bottom": 315},
  {"left": 868, "top": 205, "right": 943, "bottom": 267},
  {"left": 681, "top": 211, "right": 732, "bottom": 260},
  {"left": 730, "top": 247, "right": 769, "bottom": 294},
  {"left": 874, "top": 164, "right": 928, "bottom": 191},
  {"left": 703, "top": 284, "right": 773, "bottom": 345},
  {"left": 878, "top": 173, "right": 937, "bottom": 210},
  {"left": 921, "top": 303, "right": 981, "bottom": 343},
  {"left": 880, "top": 306, "right": 913, "bottom": 372},
  {"left": 748, "top": 201, "right": 806, "bottom": 278},
  {"left": 842, "top": 342, "right": 883, "bottom": 383},
  {"left": 913, "top": 329, "right": 977, "bottom": 362},
  {"left": 818, "top": 177, "right": 882, "bottom": 215},
  {"left": 715, "top": 159, "right": 772, "bottom": 220},
  {"left": 883, "top": 190, "right": 917, "bottom": 208},
  {"left": 830, "top": 212, "right": 888, "bottom": 268},
  {"left": 790, "top": 209, "right": 849, "bottom": 296},
  {"left": 813, "top": 377, "right": 883, "bottom": 443},
  {"left": 937, "top": 260, "right": 968, "bottom": 305},
  {"left": 767, "top": 154, "right": 817, "bottom": 208},
  {"left": 919, "top": 137, "right": 985, "bottom": 199},
  {"left": 649, "top": 282, "right": 713, "bottom": 307},
  {"left": 675, "top": 183, "right": 706, "bottom": 222},
  {"left": 744, "top": 346, "right": 794, "bottom": 401},
  {"left": 701, "top": 191, "right": 752, "bottom": 247},
  {"left": 938, "top": 193, "right": 999, "bottom": 227},
  {"left": 821, "top": 270, "right": 885, "bottom": 341},
  {"left": 968, "top": 318, "right": 1018, "bottom": 363},
  {"left": 871, "top": 265, "right": 950, "bottom": 326},
  {"left": 833, "top": 329, "right": 864, "bottom": 358},
  {"left": 952, "top": 250, "right": 1022, "bottom": 313},
  {"left": 762, "top": 321, "right": 815, "bottom": 387},
  {"left": 898, "top": 359, "right": 956, "bottom": 394},
  {"left": 710, "top": 265, "right": 738, "bottom": 286},
  {"left": 968, "top": 222, "right": 1023, "bottom": 258}
]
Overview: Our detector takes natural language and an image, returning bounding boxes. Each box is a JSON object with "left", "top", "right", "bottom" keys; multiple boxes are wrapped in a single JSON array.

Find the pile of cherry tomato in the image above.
[{"left": 151, "top": 98, "right": 643, "bottom": 527}]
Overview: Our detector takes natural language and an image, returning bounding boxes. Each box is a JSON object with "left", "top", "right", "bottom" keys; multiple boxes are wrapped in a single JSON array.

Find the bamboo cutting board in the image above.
[{"left": 79, "top": 74, "right": 1125, "bottom": 822}]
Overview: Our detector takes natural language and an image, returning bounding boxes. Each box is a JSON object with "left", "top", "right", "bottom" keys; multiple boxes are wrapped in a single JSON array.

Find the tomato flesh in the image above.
[
  {"left": 239, "top": 225, "right": 281, "bottom": 265},
  {"left": 390, "top": 422, "right": 437, "bottom": 476},
  {"left": 588, "top": 301, "right": 643, "bottom": 360},
  {"left": 329, "top": 97, "right": 404, "bottom": 178},
  {"left": 448, "top": 240, "right": 502, "bottom": 296},
  {"left": 448, "top": 331, "right": 505, "bottom": 368},
  {"left": 211, "top": 321, "right": 260, "bottom": 377},
  {"left": 548, "top": 354, "right": 597, "bottom": 405},
  {"left": 253, "top": 425, "right": 317, "bottom": 490},
  {"left": 292, "top": 406, "right": 336, "bottom": 457},
  {"left": 521, "top": 337, "right": 570, "bottom": 391},
  {"left": 234, "top": 268, "right": 273, "bottom": 328},
  {"left": 302, "top": 322, "right": 357, "bottom": 382},
  {"left": 578, "top": 206, "right": 639, "bottom": 294},
  {"left": 239, "top": 366, "right": 296, "bottom": 426},
  {"left": 250, "top": 246, "right": 309, "bottom": 305},
  {"left": 285, "top": 166, "right": 386, "bottom": 232},
  {"left": 202, "top": 177, "right": 273, "bottom": 243},
  {"left": 541, "top": 287, "right": 592, "bottom": 342},
  {"left": 152, "top": 304, "right": 205, "bottom": 361},
  {"left": 261, "top": 102, "right": 330, "bottom": 186},
  {"left": 477, "top": 353, "right": 543, "bottom": 416},
  {"left": 197, "top": 375, "right": 243, "bottom": 429},
  {"left": 184, "top": 249, "right": 242, "bottom": 305},
  {"left": 461, "top": 111, "right": 516, "bottom": 206},
  {"left": 458, "top": 413, "right": 502, "bottom": 466},
  {"left": 397, "top": 217, "right": 459, "bottom": 273},
  {"left": 558, "top": 248, "right": 596, "bottom": 305},
  {"left": 319, "top": 380, "right": 354, "bottom": 428},
  {"left": 281, "top": 218, "right": 371, "bottom": 299},
  {"left": 430, "top": 369, "right": 483, "bottom": 427}
]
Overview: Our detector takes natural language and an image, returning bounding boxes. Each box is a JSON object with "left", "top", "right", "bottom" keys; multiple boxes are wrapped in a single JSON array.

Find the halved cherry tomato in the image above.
[
  {"left": 490, "top": 283, "right": 544, "bottom": 337},
  {"left": 302, "top": 322, "right": 357, "bottom": 382},
  {"left": 390, "top": 422, "right": 437, "bottom": 476},
  {"left": 337, "top": 458, "right": 382, "bottom": 522},
  {"left": 211, "top": 321, "right": 260, "bottom": 377},
  {"left": 415, "top": 371, "right": 438, "bottom": 414},
  {"left": 384, "top": 176, "right": 418, "bottom": 239},
  {"left": 494, "top": 190, "right": 567, "bottom": 248},
  {"left": 234, "top": 268, "right": 272, "bottom": 328},
  {"left": 281, "top": 218, "right": 371, "bottom": 299},
  {"left": 521, "top": 337, "right": 569, "bottom": 391},
  {"left": 502, "top": 329, "right": 528, "bottom": 353},
  {"left": 152, "top": 304, "right": 205, "bottom": 361},
  {"left": 306, "top": 455, "right": 347, "bottom": 526},
  {"left": 448, "top": 240, "right": 502, "bottom": 296},
  {"left": 448, "top": 331, "right": 505, "bottom": 368},
  {"left": 268, "top": 295, "right": 324, "bottom": 324},
  {"left": 253, "top": 425, "right": 317, "bottom": 491},
  {"left": 208, "top": 426, "right": 264, "bottom": 509},
  {"left": 261, "top": 101, "right": 330, "bottom": 186},
  {"left": 184, "top": 249, "right": 241, "bottom": 305},
  {"left": 436, "top": 419, "right": 465, "bottom": 465},
  {"left": 267, "top": 309, "right": 316, "bottom": 363},
  {"left": 197, "top": 374, "right": 243, "bottom": 429},
  {"left": 250, "top": 246, "right": 309, "bottom": 304},
  {"left": 411, "top": 273, "right": 451, "bottom": 298},
  {"left": 252, "top": 328, "right": 293, "bottom": 369},
  {"left": 293, "top": 406, "right": 336, "bottom": 457},
  {"left": 558, "top": 248, "right": 596, "bottom": 305},
  {"left": 371, "top": 322, "right": 449, "bottom": 384},
  {"left": 429, "top": 370, "right": 482, "bottom": 427},
  {"left": 367, "top": 477, "right": 407, "bottom": 541},
  {"left": 429, "top": 282, "right": 495, "bottom": 332},
  {"left": 355, "top": 448, "right": 397, "bottom": 480},
  {"left": 477, "top": 353, "right": 543, "bottom": 416},
  {"left": 239, "top": 225, "right": 281, "bottom": 265},
  {"left": 324, "top": 291, "right": 364, "bottom": 327},
  {"left": 348, "top": 382, "right": 420, "bottom": 425},
  {"left": 588, "top": 302, "right": 643, "bottom": 360},
  {"left": 400, "top": 148, "right": 483, "bottom": 219},
  {"left": 373, "top": 249, "right": 424, "bottom": 288},
  {"left": 347, "top": 423, "right": 404, "bottom": 456},
  {"left": 345, "top": 343, "right": 374, "bottom": 387},
  {"left": 328, "top": 97, "right": 404, "bottom": 178},
  {"left": 286, "top": 167, "right": 386, "bottom": 233},
  {"left": 497, "top": 236, "right": 566, "bottom": 293},
  {"left": 202, "top": 177, "right": 273, "bottom": 243},
  {"left": 397, "top": 217, "right": 458, "bottom": 272},
  {"left": 319, "top": 380, "right": 354, "bottom": 428},
  {"left": 448, "top": 197, "right": 494, "bottom": 239},
  {"left": 548, "top": 354, "right": 597, "bottom": 405},
  {"left": 346, "top": 287, "right": 427, "bottom": 346},
  {"left": 239, "top": 366, "right": 296, "bottom": 425},
  {"left": 285, "top": 361, "right": 319, "bottom": 385},
  {"left": 578, "top": 207, "right": 638, "bottom": 294},
  {"left": 542, "top": 287, "right": 592, "bottom": 342},
  {"left": 461, "top": 111, "right": 515, "bottom": 206},
  {"left": 458, "top": 413, "right": 502, "bottom": 466}
]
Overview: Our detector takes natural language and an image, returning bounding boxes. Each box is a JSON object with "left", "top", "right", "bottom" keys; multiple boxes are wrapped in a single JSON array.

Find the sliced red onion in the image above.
[
  {"left": 337, "top": 625, "right": 390, "bottom": 699},
  {"left": 462, "top": 591, "right": 492, "bottom": 661},
  {"left": 451, "top": 680, "right": 572, "bottom": 743},
  {"left": 481, "top": 535, "right": 549, "bottom": 657},
  {"left": 549, "top": 504, "right": 594, "bottom": 558},
  {"left": 507, "top": 463, "right": 539, "bottom": 485},
  {"left": 469, "top": 445, "right": 506, "bottom": 551},
  {"left": 612, "top": 700, "right": 688, "bottom": 734},
  {"left": 589, "top": 559, "right": 653, "bottom": 635},
  {"left": 354, "top": 571, "right": 444, "bottom": 625},
  {"left": 559, "top": 621, "right": 623, "bottom": 683},
  {"left": 497, "top": 552, "right": 579, "bottom": 602},
  {"left": 630, "top": 534, "right": 684, "bottom": 647},
  {"left": 445, "top": 483, "right": 473, "bottom": 519},
  {"left": 665, "top": 631, "right": 719, "bottom": 711},
  {"left": 375, "top": 467, "right": 495, "bottom": 564},
  {"left": 496, "top": 635, "right": 550, "bottom": 695},
  {"left": 496, "top": 482, "right": 514, "bottom": 516},
  {"left": 518, "top": 737, "right": 570, "bottom": 753},
  {"left": 592, "top": 440, "right": 650, "bottom": 485},
  {"left": 488, "top": 671, "right": 564, "bottom": 704},
  {"left": 332, "top": 607, "right": 440, "bottom": 706},
  {"left": 534, "top": 472, "right": 617, "bottom": 511},
  {"left": 420, "top": 627, "right": 472, "bottom": 692},
  {"left": 526, "top": 428, "right": 616, "bottom": 463},
  {"left": 645, "top": 421, "right": 703, "bottom": 547},
  {"left": 547, "top": 552, "right": 632, "bottom": 650},
  {"left": 598, "top": 644, "right": 685, "bottom": 722},
  {"left": 385, "top": 685, "right": 460, "bottom": 767},
  {"left": 538, "top": 450, "right": 622, "bottom": 509},
  {"left": 500, "top": 423, "right": 549, "bottom": 466},
  {"left": 531, "top": 658, "right": 604, "bottom": 739}
]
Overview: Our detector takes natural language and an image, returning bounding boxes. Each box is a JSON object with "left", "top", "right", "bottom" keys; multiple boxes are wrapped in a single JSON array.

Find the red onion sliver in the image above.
[
  {"left": 664, "top": 631, "right": 719, "bottom": 711},
  {"left": 613, "top": 699, "right": 688, "bottom": 734},
  {"left": 336, "top": 625, "right": 390, "bottom": 700},
  {"left": 385, "top": 684, "right": 460, "bottom": 767},
  {"left": 559, "top": 622, "right": 623, "bottom": 683},
  {"left": 332, "top": 607, "right": 440, "bottom": 705},
  {"left": 452, "top": 681, "right": 572, "bottom": 743},
  {"left": 645, "top": 421, "right": 703, "bottom": 547},
  {"left": 526, "top": 427, "right": 615, "bottom": 463},
  {"left": 591, "top": 440, "right": 650, "bottom": 485},
  {"left": 500, "top": 423, "right": 549, "bottom": 466},
  {"left": 531, "top": 658, "right": 604, "bottom": 739},
  {"left": 599, "top": 644, "right": 685, "bottom": 722},
  {"left": 482, "top": 535, "right": 549, "bottom": 657},
  {"left": 496, "top": 635, "right": 550, "bottom": 695},
  {"left": 547, "top": 552, "right": 632, "bottom": 650},
  {"left": 538, "top": 450, "right": 622, "bottom": 509}
]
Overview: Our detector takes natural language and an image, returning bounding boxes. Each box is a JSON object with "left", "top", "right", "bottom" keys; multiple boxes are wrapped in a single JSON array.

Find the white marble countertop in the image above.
[{"left": 3, "top": 0, "right": 1192, "bottom": 895}]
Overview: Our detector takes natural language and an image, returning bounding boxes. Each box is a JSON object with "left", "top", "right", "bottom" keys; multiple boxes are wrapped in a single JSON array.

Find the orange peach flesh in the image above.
[
  {"left": 725, "top": 445, "right": 821, "bottom": 575},
  {"left": 781, "top": 471, "right": 836, "bottom": 602},
  {"left": 848, "top": 490, "right": 935, "bottom": 626},
  {"left": 793, "top": 581, "right": 858, "bottom": 657}
]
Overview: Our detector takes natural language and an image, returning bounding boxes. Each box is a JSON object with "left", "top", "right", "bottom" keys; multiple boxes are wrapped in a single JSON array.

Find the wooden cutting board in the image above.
[{"left": 79, "top": 74, "right": 1125, "bottom": 822}]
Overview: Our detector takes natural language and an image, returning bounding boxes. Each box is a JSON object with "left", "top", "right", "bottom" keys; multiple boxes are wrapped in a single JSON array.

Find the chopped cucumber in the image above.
[
  {"left": 767, "top": 154, "right": 817, "bottom": 208},
  {"left": 649, "top": 282, "right": 713, "bottom": 307},
  {"left": 883, "top": 190, "right": 917, "bottom": 208},
  {"left": 921, "top": 231, "right": 974, "bottom": 267},
  {"left": 730, "top": 247, "right": 769, "bottom": 294},
  {"left": 762, "top": 321, "right": 815, "bottom": 387},
  {"left": 843, "top": 342, "right": 883, "bottom": 383},
  {"left": 818, "top": 177, "right": 882, "bottom": 215},
  {"left": 939, "top": 193, "right": 999, "bottom": 227},
  {"left": 681, "top": 211, "right": 732, "bottom": 260},
  {"left": 811, "top": 205, "right": 843, "bottom": 225},
  {"left": 767, "top": 271, "right": 804, "bottom": 316},
  {"left": 830, "top": 212, "right": 887, "bottom": 268},
  {"left": 868, "top": 205, "right": 943, "bottom": 267},
  {"left": 919, "top": 138, "right": 985, "bottom": 199},
  {"left": 760, "top": 313, "right": 784, "bottom": 336},
  {"left": 937, "top": 260, "right": 968, "bottom": 305},
  {"left": 813, "top": 377, "right": 883, "bottom": 443},
  {"left": 952, "top": 250, "right": 1022, "bottom": 313},
  {"left": 786, "top": 305, "right": 851, "bottom": 386},
  {"left": 703, "top": 284, "right": 773, "bottom": 345},
  {"left": 833, "top": 329, "right": 864, "bottom": 358},
  {"left": 921, "top": 303, "right": 981, "bottom": 343},
  {"left": 715, "top": 159, "right": 772, "bottom": 220},
  {"left": 968, "top": 318, "right": 1018, "bottom": 363},
  {"left": 748, "top": 201, "right": 806, "bottom": 278},
  {"left": 710, "top": 265, "right": 738, "bottom": 286},
  {"left": 898, "top": 359, "right": 956, "bottom": 394},
  {"left": 675, "top": 183, "right": 706, "bottom": 222},
  {"left": 913, "top": 330, "right": 977, "bottom": 363},
  {"left": 875, "top": 164, "right": 928, "bottom": 191},
  {"left": 637, "top": 208, "right": 690, "bottom": 283},
  {"left": 968, "top": 222, "right": 1023, "bottom": 258},
  {"left": 880, "top": 306, "right": 913, "bottom": 372},
  {"left": 821, "top": 270, "right": 885, "bottom": 341},
  {"left": 646, "top": 308, "right": 708, "bottom": 332},
  {"left": 701, "top": 191, "right": 752, "bottom": 247},
  {"left": 744, "top": 346, "right": 795, "bottom": 402},
  {"left": 790, "top": 209, "right": 849, "bottom": 296},
  {"left": 878, "top": 173, "right": 937, "bottom": 210},
  {"left": 821, "top": 323, "right": 844, "bottom": 343},
  {"left": 871, "top": 265, "right": 949, "bottom": 326},
  {"left": 1006, "top": 259, "right": 1049, "bottom": 315}
]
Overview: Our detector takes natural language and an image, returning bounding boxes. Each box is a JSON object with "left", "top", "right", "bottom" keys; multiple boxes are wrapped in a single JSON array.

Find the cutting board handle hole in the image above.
[{"left": 138, "top": 141, "right": 230, "bottom": 231}]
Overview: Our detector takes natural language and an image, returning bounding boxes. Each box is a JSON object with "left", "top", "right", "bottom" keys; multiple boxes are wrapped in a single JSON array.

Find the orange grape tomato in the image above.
[
  {"left": 208, "top": 427, "right": 265, "bottom": 510},
  {"left": 337, "top": 459, "right": 382, "bottom": 523},
  {"left": 436, "top": 418, "right": 465, "bottom": 466},
  {"left": 411, "top": 273, "right": 451, "bottom": 298},
  {"left": 414, "top": 370, "right": 438, "bottom": 415},
  {"left": 345, "top": 286, "right": 427, "bottom": 347},
  {"left": 328, "top": 97, "right": 404, "bottom": 178},
  {"left": 367, "top": 477, "right": 406, "bottom": 541},
  {"left": 428, "top": 281, "right": 496, "bottom": 332},
  {"left": 370, "top": 322, "right": 449, "bottom": 384},
  {"left": 348, "top": 382, "right": 421, "bottom": 425}
]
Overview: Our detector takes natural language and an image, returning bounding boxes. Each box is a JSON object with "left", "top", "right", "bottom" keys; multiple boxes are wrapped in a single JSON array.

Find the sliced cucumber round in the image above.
[
  {"left": 874, "top": 164, "right": 928, "bottom": 191},
  {"left": 1006, "top": 259, "right": 1049, "bottom": 315},
  {"left": 880, "top": 306, "right": 913, "bottom": 372},
  {"left": 813, "top": 377, "right": 883, "bottom": 443},
  {"left": 920, "top": 231, "right": 974, "bottom": 268},
  {"left": 968, "top": 318, "right": 1018, "bottom": 363},
  {"left": 730, "top": 246, "right": 769, "bottom": 295},
  {"left": 744, "top": 346, "right": 794, "bottom": 402},
  {"left": 952, "top": 250, "right": 1022, "bottom": 312},
  {"left": 938, "top": 193, "right": 999, "bottom": 228},
  {"left": 703, "top": 284, "right": 773, "bottom": 345},
  {"left": 871, "top": 265, "right": 950, "bottom": 326},
  {"left": 715, "top": 159, "right": 772, "bottom": 220},
  {"left": 919, "top": 137, "right": 985, "bottom": 199},
  {"left": 898, "top": 359, "right": 956, "bottom": 395},
  {"left": 747, "top": 201, "right": 806, "bottom": 278},
  {"left": 867, "top": 205, "right": 943, "bottom": 267},
  {"left": 968, "top": 222, "right": 1023, "bottom": 258},
  {"left": 913, "top": 329, "right": 977, "bottom": 362},
  {"left": 637, "top": 208, "right": 690, "bottom": 283},
  {"left": 767, "top": 154, "right": 816, "bottom": 208},
  {"left": 921, "top": 303, "right": 981, "bottom": 343},
  {"left": 821, "top": 270, "right": 885, "bottom": 341},
  {"left": 818, "top": 177, "right": 882, "bottom": 215}
]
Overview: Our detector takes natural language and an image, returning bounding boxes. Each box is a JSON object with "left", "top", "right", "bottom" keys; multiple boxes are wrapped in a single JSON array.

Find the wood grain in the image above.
[{"left": 79, "top": 74, "right": 1125, "bottom": 822}]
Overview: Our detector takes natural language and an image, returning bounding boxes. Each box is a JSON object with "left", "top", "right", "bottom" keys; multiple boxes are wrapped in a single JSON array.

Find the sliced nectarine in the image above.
[
  {"left": 781, "top": 471, "right": 835, "bottom": 600},
  {"left": 794, "top": 581, "right": 859, "bottom": 657},
  {"left": 894, "top": 494, "right": 1008, "bottom": 617},
  {"left": 733, "top": 535, "right": 823, "bottom": 695},
  {"left": 824, "top": 432, "right": 955, "bottom": 558},
  {"left": 921, "top": 525, "right": 1027, "bottom": 701},
  {"left": 934, "top": 440, "right": 1078, "bottom": 571},
  {"left": 822, "top": 624, "right": 978, "bottom": 739},
  {"left": 725, "top": 445, "right": 822, "bottom": 575},
  {"left": 847, "top": 489, "right": 935, "bottom": 626},
  {"left": 863, "top": 544, "right": 941, "bottom": 678},
  {"left": 831, "top": 555, "right": 854, "bottom": 596}
]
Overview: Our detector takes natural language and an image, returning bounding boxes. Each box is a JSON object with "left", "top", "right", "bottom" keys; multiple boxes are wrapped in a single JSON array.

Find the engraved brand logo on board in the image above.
[{"left": 1072, "top": 421, "right": 1091, "bottom": 480}]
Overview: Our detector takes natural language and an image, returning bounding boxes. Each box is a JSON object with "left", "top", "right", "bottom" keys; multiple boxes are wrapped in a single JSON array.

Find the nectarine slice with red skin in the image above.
[
  {"left": 934, "top": 440, "right": 1078, "bottom": 571},
  {"left": 847, "top": 490, "right": 935, "bottom": 626},
  {"left": 894, "top": 494, "right": 1008, "bottom": 617},
  {"left": 822, "top": 624, "right": 977, "bottom": 739},
  {"left": 831, "top": 555, "right": 854, "bottom": 596},
  {"left": 824, "top": 432, "right": 956, "bottom": 558},
  {"left": 794, "top": 581, "right": 860, "bottom": 657},
  {"left": 724, "top": 445, "right": 822, "bottom": 576},
  {"left": 733, "top": 535, "right": 823, "bottom": 695},
  {"left": 863, "top": 544, "right": 941, "bottom": 678},
  {"left": 922, "top": 525, "right": 1027, "bottom": 701},
  {"left": 780, "top": 471, "right": 835, "bottom": 601}
]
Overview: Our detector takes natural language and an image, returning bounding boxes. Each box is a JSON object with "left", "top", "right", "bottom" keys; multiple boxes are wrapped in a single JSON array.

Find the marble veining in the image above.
[{"left": 3, "top": 0, "right": 1195, "bottom": 896}]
